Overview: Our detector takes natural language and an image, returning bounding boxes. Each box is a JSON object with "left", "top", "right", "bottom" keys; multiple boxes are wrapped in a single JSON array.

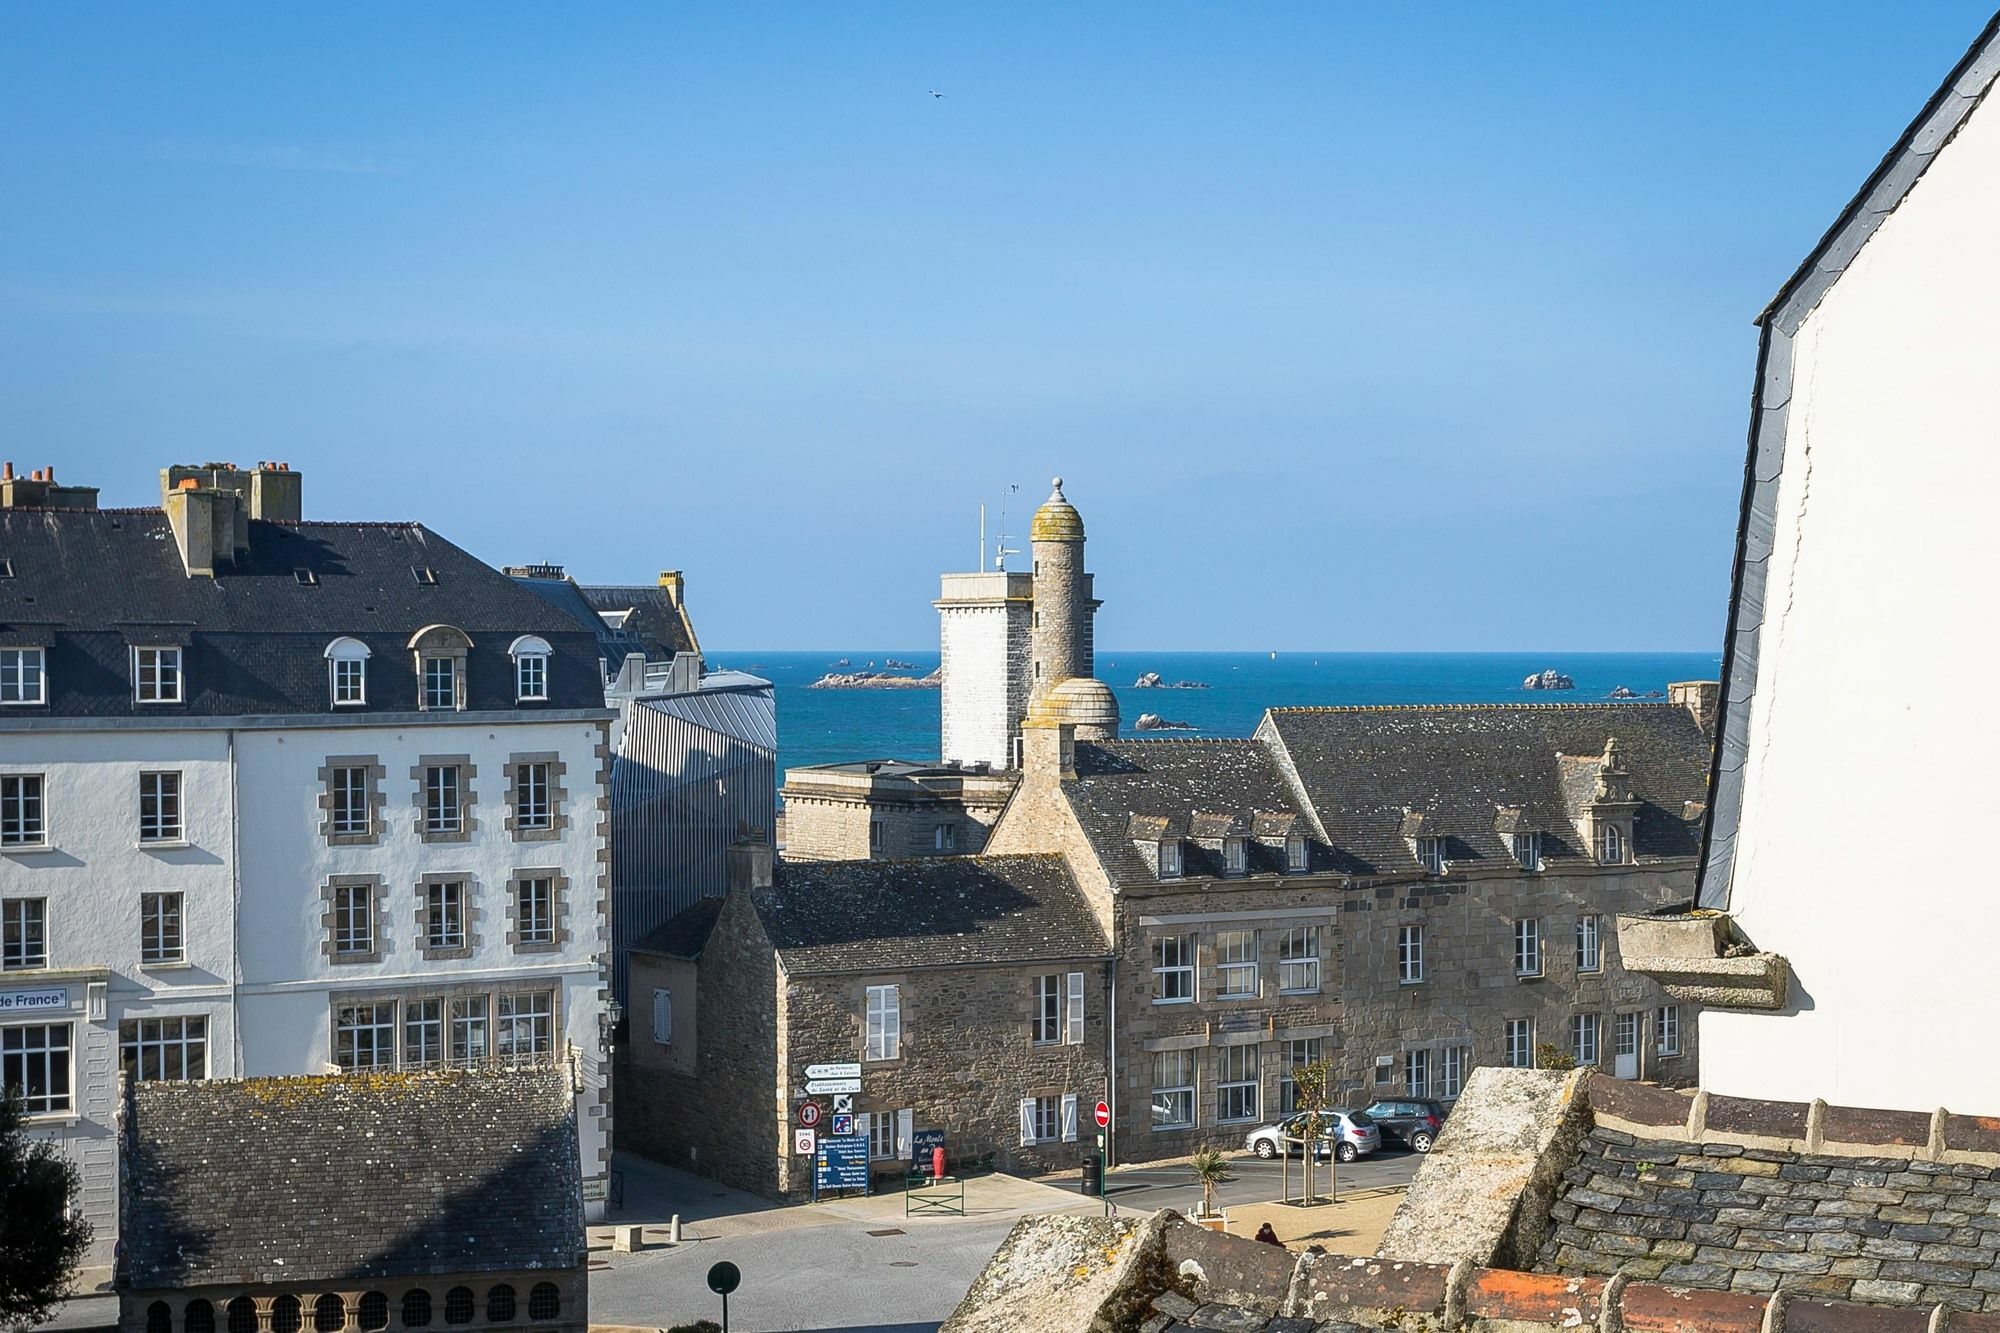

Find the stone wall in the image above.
[{"left": 780, "top": 782, "right": 1012, "bottom": 862}]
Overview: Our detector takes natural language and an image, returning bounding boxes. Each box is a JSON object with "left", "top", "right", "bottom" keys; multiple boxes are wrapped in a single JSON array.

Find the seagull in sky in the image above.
[{"left": 928, "top": 89, "right": 945, "bottom": 98}]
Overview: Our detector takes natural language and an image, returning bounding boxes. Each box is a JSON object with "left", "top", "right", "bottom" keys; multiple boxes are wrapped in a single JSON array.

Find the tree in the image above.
[
  {"left": 1288, "top": 1056, "right": 1340, "bottom": 1206},
  {"left": 0, "top": 1089, "right": 92, "bottom": 1332},
  {"left": 1188, "top": 1148, "right": 1229, "bottom": 1218},
  {"left": 1536, "top": 1042, "right": 1577, "bottom": 1072}
]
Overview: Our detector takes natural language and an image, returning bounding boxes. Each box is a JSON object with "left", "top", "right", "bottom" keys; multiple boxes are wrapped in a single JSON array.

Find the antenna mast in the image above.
[{"left": 993, "top": 483, "right": 1021, "bottom": 571}]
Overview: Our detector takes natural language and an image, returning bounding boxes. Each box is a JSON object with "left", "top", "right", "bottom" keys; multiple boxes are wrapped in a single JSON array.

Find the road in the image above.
[{"left": 1101, "top": 1145, "right": 1421, "bottom": 1218}]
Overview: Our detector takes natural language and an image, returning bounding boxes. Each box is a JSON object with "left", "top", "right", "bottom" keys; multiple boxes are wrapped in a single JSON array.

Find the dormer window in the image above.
[
  {"left": 423, "top": 657, "right": 457, "bottom": 709},
  {"left": 508, "top": 636, "right": 551, "bottom": 703},
  {"left": 1159, "top": 840, "right": 1183, "bottom": 879},
  {"left": 1597, "top": 824, "right": 1624, "bottom": 865},
  {"left": 1285, "top": 835, "right": 1307, "bottom": 872},
  {"left": 0, "top": 648, "right": 45, "bottom": 706},
  {"left": 1417, "top": 836, "right": 1445, "bottom": 875},
  {"left": 1223, "top": 837, "right": 1247, "bottom": 876},
  {"left": 408, "top": 625, "right": 471, "bottom": 712},
  {"left": 324, "top": 637, "right": 370, "bottom": 707},
  {"left": 133, "top": 647, "right": 182, "bottom": 704},
  {"left": 1511, "top": 832, "right": 1542, "bottom": 871}
]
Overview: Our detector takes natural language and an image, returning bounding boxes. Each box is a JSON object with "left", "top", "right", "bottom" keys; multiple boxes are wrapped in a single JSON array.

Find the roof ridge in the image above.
[{"left": 1268, "top": 701, "right": 1684, "bottom": 714}]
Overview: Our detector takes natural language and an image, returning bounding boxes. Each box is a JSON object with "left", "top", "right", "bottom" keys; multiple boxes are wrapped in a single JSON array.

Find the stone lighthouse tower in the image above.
[{"left": 1026, "top": 478, "right": 1117, "bottom": 742}]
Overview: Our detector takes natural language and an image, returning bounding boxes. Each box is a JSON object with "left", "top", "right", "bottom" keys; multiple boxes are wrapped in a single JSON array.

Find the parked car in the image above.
[
  {"left": 1244, "top": 1110, "right": 1382, "bottom": 1162},
  {"left": 1361, "top": 1098, "right": 1449, "bottom": 1153}
]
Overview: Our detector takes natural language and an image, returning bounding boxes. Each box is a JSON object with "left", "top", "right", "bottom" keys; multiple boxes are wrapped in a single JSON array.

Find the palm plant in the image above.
[{"left": 1188, "top": 1148, "right": 1229, "bottom": 1217}]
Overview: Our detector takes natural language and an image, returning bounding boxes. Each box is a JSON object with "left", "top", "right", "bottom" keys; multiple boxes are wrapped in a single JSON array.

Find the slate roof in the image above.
[
  {"left": 750, "top": 854, "right": 1108, "bottom": 976},
  {"left": 630, "top": 895, "right": 727, "bottom": 960},
  {"left": 120, "top": 1067, "right": 582, "bottom": 1288},
  {"left": 1261, "top": 703, "right": 1711, "bottom": 877},
  {"left": 1063, "top": 739, "right": 1326, "bottom": 884},
  {"left": 511, "top": 575, "right": 698, "bottom": 677},
  {"left": 0, "top": 510, "right": 604, "bottom": 715}
]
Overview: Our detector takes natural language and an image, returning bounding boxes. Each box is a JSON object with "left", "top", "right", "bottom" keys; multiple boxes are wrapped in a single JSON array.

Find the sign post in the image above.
[
  {"left": 1094, "top": 1101, "right": 1112, "bottom": 1215},
  {"left": 706, "top": 1261, "right": 740, "bottom": 1333}
]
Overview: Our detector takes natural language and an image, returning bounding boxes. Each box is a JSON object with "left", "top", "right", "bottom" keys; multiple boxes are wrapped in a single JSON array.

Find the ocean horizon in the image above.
[{"left": 707, "top": 649, "right": 1724, "bottom": 779}]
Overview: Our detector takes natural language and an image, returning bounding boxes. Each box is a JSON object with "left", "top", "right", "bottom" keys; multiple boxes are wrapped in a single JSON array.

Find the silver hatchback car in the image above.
[{"left": 1244, "top": 1109, "right": 1382, "bottom": 1162}]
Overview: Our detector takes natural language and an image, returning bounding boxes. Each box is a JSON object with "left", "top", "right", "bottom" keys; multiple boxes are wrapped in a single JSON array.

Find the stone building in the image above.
[
  {"left": 983, "top": 694, "right": 1713, "bottom": 1163},
  {"left": 619, "top": 841, "right": 1111, "bottom": 1196},
  {"left": 118, "top": 1067, "right": 585, "bottom": 1333},
  {"left": 779, "top": 759, "right": 1016, "bottom": 860}
]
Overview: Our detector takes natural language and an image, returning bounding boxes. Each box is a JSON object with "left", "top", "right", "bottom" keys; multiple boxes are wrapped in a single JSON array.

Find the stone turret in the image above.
[{"left": 1028, "top": 477, "right": 1087, "bottom": 714}]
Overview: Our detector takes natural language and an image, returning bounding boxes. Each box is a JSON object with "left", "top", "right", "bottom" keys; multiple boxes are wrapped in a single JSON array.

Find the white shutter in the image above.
[
  {"left": 897, "top": 1108, "right": 914, "bottom": 1157},
  {"left": 1019, "top": 1097, "right": 1037, "bottom": 1146},
  {"left": 1066, "top": 972, "right": 1084, "bottom": 1044},
  {"left": 652, "top": 989, "right": 672, "bottom": 1044},
  {"left": 856, "top": 1112, "right": 872, "bottom": 1153},
  {"left": 1061, "top": 1093, "right": 1079, "bottom": 1143}
]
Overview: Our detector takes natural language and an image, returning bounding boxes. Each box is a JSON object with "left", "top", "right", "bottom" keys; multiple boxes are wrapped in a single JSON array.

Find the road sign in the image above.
[
  {"left": 707, "top": 1262, "right": 741, "bottom": 1295},
  {"left": 816, "top": 1134, "right": 870, "bottom": 1190},
  {"left": 1094, "top": 1100, "right": 1111, "bottom": 1128},
  {"left": 805, "top": 1062, "right": 862, "bottom": 1080},
  {"left": 832, "top": 1093, "right": 854, "bottom": 1114},
  {"left": 806, "top": 1078, "right": 861, "bottom": 1095},
  {"left": 794, "top": 1128, "right": 816, "bottom": 1155},
  {"left": 797, "top": 1101, "right": 822, "bottom": 1128},
  {"left": 831, "top": 1113, "right": 854, "bottom": 1136}
]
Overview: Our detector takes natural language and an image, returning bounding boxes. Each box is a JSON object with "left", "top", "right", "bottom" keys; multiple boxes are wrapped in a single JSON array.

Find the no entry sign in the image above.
[{"left": 1094, "top": 1101, "right": 1111, "bottom": 1128}]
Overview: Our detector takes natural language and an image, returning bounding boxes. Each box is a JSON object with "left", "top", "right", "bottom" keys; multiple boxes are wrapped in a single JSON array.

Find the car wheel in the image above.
[
  {"left": 1254, "top": 1138, "right": 1276, "bottom": 1159},
  {"left": 1336, "top": 1142, "right": 1357, "bottom": 1163},
  {"left": 1411, "top": 1131, "right": 1434, "bottom": 1154}
]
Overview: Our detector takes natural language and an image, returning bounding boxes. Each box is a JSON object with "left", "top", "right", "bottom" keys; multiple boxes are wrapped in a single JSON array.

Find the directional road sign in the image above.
[
  {"left": 805, "top": 1078, "right": 861, "bottom": 1095},
  {"left": 805, "top": 1062, "right": 862, "bottom": 1081}
]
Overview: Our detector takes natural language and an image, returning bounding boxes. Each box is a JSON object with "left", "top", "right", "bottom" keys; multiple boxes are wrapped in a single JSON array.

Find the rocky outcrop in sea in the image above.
[
  {"left": 1134, "top": 713, "right": 1198, "bottom": 732},
  {"left": 1133, "top": 672, "right": 1210, "bottom": 690},
  {"left": 809, "top": 669, "right": 943, "bottom": 690},
  {"left": 1522, "top": 669, "right": 1575, "bottom": 691}
]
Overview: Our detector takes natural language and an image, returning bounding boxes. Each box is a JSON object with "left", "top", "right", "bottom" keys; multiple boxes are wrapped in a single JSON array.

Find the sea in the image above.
[{"left": 704, "top": 650, "right": 1724, "bottom": 779}]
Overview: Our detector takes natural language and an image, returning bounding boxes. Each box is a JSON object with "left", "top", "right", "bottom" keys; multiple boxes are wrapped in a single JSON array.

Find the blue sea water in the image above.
[{"left": 707, "top": 650, "right": 1723, "bottom": 779}]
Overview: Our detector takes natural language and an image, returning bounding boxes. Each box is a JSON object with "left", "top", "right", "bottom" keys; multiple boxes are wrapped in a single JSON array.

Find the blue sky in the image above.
[{"left": 1, "top": 4, "right": 1990, "bottom": 650}]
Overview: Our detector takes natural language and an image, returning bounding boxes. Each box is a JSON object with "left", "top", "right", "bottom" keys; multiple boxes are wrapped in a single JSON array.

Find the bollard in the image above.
[
  {"left": 668, "top": 1214, "right": 683, "bottom": 1245},
  {"left": 609, "top": 1224, "right": 643, "bottom": 1253}
]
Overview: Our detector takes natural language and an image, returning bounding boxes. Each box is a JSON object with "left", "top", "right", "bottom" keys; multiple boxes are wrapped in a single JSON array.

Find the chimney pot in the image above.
[
  {"left": 2, "top": 463, "right": 12, "bottom": 480},
  {"left": 178, "top": 477, "right": 200, "bottom": 491},
  {"left": 45, "top": 467, "right": 53, "bottom": 482}
]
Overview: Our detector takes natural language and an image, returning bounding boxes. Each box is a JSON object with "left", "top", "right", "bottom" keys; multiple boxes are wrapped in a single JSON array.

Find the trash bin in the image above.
[{"left": 1081, "top": 1156, "right": 1102, "bottom": 1195}]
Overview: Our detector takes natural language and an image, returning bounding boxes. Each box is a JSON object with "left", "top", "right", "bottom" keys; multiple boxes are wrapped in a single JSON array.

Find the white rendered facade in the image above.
[
  {"left": 936, "top": 571, "right": 1032, "bottom": 770},
  {"left": 1697, "top": 44, "right": 2000, "bottom": 1111}
]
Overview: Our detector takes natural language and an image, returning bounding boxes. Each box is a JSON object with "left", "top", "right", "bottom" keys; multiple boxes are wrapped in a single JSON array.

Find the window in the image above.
[
  {"left": 1223, "top": 838, "right": 1247, "bottom": 875},
  {"left": 133, "top": 647, "right": 183, "bottom": 703},
  {"left": 1505, "top": 1019, "right": 1534, "bottom": 1069},
  {"left": 422, "top": 881, "right": 467, "bottom": 951},
  {"left": 869, "top": 1109, "right": 908, "bottom": 1158},
  {"left": 865, "top": 984, "right": 900, "bottom": 1061},
  {"left": 450, "top": 996, "right": 489, "bottom": 1062},
  {"left": 652, "top": 989, "right": 673, "bottom": 1044},
  {"left": 1598, "top": 823, "right": 1624, "bottom": 864},
  {"left": 515, "top": 652, "right": 548, "bottom": 702},
  {"left": 149, "top": 1301, "right": 172, "bottom": 1333},
  {"left": 1151, "top": 1049, "right": 1194, "bottom": 1129},
  {"left": 332, "top": 883, "right": 374, "bottom": 958},
  {"left": 1032, "top": 974, "right": 1062, "bottom": 1045},
  {"left": 516, "top": 877, "right": 556, "bottom": 946},
  {"left": 1405, "top": 1048, "right": 1431, "bottom": 1097},
  {"left": 1417, "top": 836, "right": 1445, "bottom": 874},
  {"left": 527, "top": 1286, "right": 558, "bottom": 1324},
  {"left": 0, "top": 648, "right": 45, "bottom": 705},
  {"left": 405, "top": 999, "right": 445, "bottom": 1067},
  {"left": 1025, "top": 1094, "right": 1060, "bottom": 1144},
  {"left": 1615, "top": 1012, "right": 1640, "bottom": 1069},
  {"left": 1575, "top": 915, "right": 1602, "bottom": 973},
  {"left": 356, "top": 1294, "right": 388, "bottom": 1333},
  {"left": 1374, "top": 1056, "right": 1394, "bottom": 1085},
  {"left": 120, "top": 1016, "right": 208, "bottom": 1082},
  {"left": 868, "top": 820, "right": 885, "bottom": 853},
  {"left": 1570, "top": 1013, "right": 1601, "bottom": 1067},
  {"left": 400, "top": 1294, "right": 431, "bottom": 1332},
  {"left": 141, "top": 892, "right": 184, "bottom": 965},
  {"left": 1216, "top": 930, "right": 1257, "bottom": 998},
  {"left": 422, "top": 656, "right": 457, "bottom": 710},
  {"left": 330, "top": 767, "right": 371, "bottom": 837},
  {"left": 233, "top": 1299, "right": 263, "bottom": 1333},
  {"left": 1657, "top": 1005, "right": 1682, "bottom": 1057},
  {"left": 2, "top": 899, "right": 46, "bottom": 970},
  {"left": 186, "top": 1301, "right": 216, "bottom": 1333},
  {"left": 1514, "top": 918, "right": 1543, "bottom": 977},
  {"left": 272, "top": 1297, "right": 302, "bottom": 1333},
  {"left": 513, "top": 763, "right": 553, "bottom": 831},
  {"left": 1152, "top": 934, "right": 1194, "bottom": 1003},
  {"left": 497, "top": 990, "right": 554, "bottom": 1059},
  {"left": 335, "top": 1003, "right": 395, "bottom": 1069},
  {"left": 933, "top": 823, "right": 956, "bottom": 852},
  {"left": 1397, "top": 925, "right": 1424, "bottom": 984},
  {"left": 139, "top": 771, "right": 182, "bottom": 842},
  {"left": 1279, "top": 1038, "right": 1322, "bottom": 1114},
  {"left": 326, "top": 637, "right": 371, "bottom": 707},
  {"left": 423, "top": 766, "right": 462, "bottom": 834},
  {"left": 1158, "top": 840, "right": 1183, "bottom": 879},
  {"left": 2, "top": 1023, "right": 72, "bottom": 1113},
  {"left": 315, "top": 1296, "right": 345, "bottom": 1333},
  {"left": 1441, "top": 1045, "right": 1469, "bottom": 1099},
  {"left": 443, "top": 1289, "right": 474, "bottom": 1326},
  {"left": 1, "top": 774, "right": 45, "bottom": 846},
  {"left": 1511, "top": 831, "right": 1541, "bottom": 871},
  {"left": 1218, "top": 1044, "right": 1259, "bottom": 1123},
  {"left": 1278, "top": 927, "right": 1320, "bottom": 994},
  {"left": 1286, "top": 836, "right": 1308, "bottom": 872}
]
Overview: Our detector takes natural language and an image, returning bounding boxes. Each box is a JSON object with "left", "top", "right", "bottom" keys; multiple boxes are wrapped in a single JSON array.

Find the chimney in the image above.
[
  {"left": 163, "top": 479, "right": 241, "bottom": 578},
  {"left": 1668, "top": 680, "right": 1721, "bottom": 737},
  {"left": 727, "top": 826, "right": 775, "bottom": 893},
  {"left": 658, "top": 570, "right": 685, "bottom": 607},
  {"left": 0, "top": 462, "right": 99, "bottom": 511},
  {"left": 249, "top": 461, "right": 303, "bottom": 524},
  {"left": 160, "top": 461, "right": 304, "bottom": 553},
  {"left": 1020, "top": 718, "right": 1077, "bottom": 783}
]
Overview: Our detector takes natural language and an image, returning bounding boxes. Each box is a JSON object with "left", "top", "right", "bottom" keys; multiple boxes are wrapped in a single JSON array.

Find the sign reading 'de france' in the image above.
[{"left": 0, "top": 987, "right": 69, "bottom": 1014}]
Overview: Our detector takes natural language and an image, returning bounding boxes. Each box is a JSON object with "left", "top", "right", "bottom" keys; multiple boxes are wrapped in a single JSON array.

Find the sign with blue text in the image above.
[
  {"left": 816, "top": 1134, "right": 870, "bottom": 1191},
  {"left": 0, "top": 987, "right": 69, "bottom": 1014},
  {"left": 910, "top": 1128, "right": 946, "bottom": 1169}
]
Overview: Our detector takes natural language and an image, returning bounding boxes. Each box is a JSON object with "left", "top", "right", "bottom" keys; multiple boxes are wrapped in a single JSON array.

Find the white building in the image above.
[
  {"left": 1690, "top": 16, "right": 2000, "bottom": 1111},
  {"left": 0, "top": 463, "right": 614, "bottom": 1278}
]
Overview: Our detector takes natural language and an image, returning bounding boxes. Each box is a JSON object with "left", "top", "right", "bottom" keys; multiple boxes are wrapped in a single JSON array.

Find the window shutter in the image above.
[
  {"left": 897, "top": 1108, "right": 914, "bottom": 1157},
  {"left": 1066, "top": 972, "right": 1084, "bottom": 1044},
  {"left": 1019, "top": 1098, "right": 1037, "bottom": 1146},
  {"left": 856, "top": 1112, "right": 872, "bottom": 1153},
  {"left": 1061, "top": 1094, "right": 1079, "bottom": 1143},
  {"left": 652, "top": 989, "right": 672, "bottom": 1044}
]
